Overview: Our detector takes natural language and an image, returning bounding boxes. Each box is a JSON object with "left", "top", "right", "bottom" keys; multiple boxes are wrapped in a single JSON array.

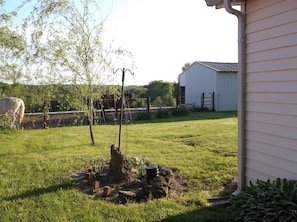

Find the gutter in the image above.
[{"left": 223, "top": 0, "right": 246, "bottom": 195}]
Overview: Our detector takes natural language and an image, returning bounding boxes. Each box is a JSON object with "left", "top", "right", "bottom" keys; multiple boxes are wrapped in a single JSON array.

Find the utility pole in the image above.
[{"left": 114, "top": 68, "right": 133, "bottom": 150}]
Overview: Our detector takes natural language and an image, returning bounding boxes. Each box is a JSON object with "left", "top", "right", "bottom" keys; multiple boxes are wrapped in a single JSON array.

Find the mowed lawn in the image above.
[{"left": 0, "top": 112, "right": 238, "bottom": 222}]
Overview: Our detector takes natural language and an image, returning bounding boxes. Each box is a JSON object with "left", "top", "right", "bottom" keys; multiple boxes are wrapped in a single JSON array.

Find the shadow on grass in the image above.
[
  {"left": 161, "top": 205, "right": 232, "bottom": 222},
  {"left": 1, "top": 182, "right": 72, "bottom": 201}
]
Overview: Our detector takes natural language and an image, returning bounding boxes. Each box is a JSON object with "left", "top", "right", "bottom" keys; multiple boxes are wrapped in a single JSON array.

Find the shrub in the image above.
[
  {"left": 87, "top": 159, "right": 105, "bottom": 180},
  {"left": 229, "top": 178, "right": 297, "bottom": 222},
  {"left": 136, "top": 112, "right": 152, "bottom": 120},
  {"left": 171, "top": 108, "right": 189, "bottom": 116},
  {"left": 156, "top": 109, "right": 171, "bottom": 118},
  {"left": 124, "top": 156, "right": 146, "bottom": 177},
  {"left": 0, "top": 114, "right": 14, "bottom": 133}
]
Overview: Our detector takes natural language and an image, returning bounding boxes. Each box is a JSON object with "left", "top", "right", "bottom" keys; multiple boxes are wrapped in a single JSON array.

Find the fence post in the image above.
[
  {"left": 212, "top": 92, "right": 215, "bottom": 111},
  {"left": 146, "top": 97, "right": 150, "bottom": 113},
  {"left": 201, "top": 92, "right": 204, "bottom": 112}
]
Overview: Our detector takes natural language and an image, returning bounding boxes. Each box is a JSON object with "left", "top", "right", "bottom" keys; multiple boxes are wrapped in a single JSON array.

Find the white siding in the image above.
[{"left": 245, "top": 0, "right": 297, "bottom": 183}]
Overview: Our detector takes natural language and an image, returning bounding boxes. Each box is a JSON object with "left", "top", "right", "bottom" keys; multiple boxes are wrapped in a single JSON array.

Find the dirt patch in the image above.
[{"left": 72, "top": 163, "right": 186, "bottom": 204}]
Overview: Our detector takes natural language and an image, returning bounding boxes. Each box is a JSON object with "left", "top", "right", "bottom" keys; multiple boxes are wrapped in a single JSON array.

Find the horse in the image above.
[
  {"left": 0, "top": 97, "right": 25, "bottom": 128},
  {"left": 101, "top": 93, "right": 132, "bottom": 118}
]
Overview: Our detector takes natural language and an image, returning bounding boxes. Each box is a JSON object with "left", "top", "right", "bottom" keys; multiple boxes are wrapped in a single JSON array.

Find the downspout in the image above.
[{"left": 223, "top": 0, "right": 246, "bottom": 195}]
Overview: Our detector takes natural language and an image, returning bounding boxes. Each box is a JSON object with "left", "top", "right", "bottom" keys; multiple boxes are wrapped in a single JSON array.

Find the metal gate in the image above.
[{"left": 201, "top": 92, "right": 215, "bottom": 111}]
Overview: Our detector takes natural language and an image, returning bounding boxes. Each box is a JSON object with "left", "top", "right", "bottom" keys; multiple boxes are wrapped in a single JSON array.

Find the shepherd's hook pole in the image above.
[{"left": 114, "top": 68, "right": 133, "bottom": 150}]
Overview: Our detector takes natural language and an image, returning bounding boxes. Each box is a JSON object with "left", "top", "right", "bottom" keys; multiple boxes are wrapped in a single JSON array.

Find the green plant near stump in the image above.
[
  {"left": 124, "top": 156, "right": 147, "bottom": 177},
  {"left": 229, "top": 178, "right": 297, "bottom": 222},
  {"left": 88, "top": 160, "right": 104, "bottom": 180}
]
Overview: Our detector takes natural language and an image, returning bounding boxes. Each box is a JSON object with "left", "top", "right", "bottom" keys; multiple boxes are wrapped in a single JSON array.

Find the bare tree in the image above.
[{"left": 20, "top": 0, "right": 134, "bottom": 144}]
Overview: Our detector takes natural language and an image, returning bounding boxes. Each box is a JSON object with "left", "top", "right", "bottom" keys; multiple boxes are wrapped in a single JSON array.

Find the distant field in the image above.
[{"left": 0, "top": 112, "right": 238, "bottom": 222}]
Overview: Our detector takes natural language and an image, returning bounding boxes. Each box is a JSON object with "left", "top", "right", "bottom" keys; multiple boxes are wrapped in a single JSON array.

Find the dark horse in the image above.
[{"left": 99, "top": 93, "right": 134, "bottom": 119}]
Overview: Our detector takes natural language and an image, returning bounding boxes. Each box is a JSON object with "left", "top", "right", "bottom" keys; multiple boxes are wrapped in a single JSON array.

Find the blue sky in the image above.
[{"left": 3, "top": 0, "right": 238, "bottom": 85}]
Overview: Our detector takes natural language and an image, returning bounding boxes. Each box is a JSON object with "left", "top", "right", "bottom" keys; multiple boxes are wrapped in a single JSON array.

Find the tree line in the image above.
[
  {"left": 0, "top": 0, "right": 180, "bottom": 144},
  {"left": 0, "top": 80, "right": 179, "bottom": 113}
]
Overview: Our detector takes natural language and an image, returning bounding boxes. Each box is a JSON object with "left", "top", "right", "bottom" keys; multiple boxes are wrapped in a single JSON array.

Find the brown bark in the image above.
[{"left": 108, "top": 144, "right": 126, "bottom": 183}]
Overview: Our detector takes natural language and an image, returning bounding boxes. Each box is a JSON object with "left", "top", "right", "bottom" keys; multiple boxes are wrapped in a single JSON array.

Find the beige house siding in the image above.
[{"left": 245, "top": 0, "right": 297, "bottom": 183}]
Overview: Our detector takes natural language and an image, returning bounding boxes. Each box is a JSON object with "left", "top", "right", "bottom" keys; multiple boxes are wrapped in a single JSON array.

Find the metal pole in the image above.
[
  {"left": 118, "top": 68, "right": 125, "bottom": 149},
  {"left": 114, "top": 68, "right": 133, "bottom": 150}
]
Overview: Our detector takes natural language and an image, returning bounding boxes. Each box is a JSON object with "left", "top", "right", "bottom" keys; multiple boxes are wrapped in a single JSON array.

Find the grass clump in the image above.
[
  {"left": 0, "top": 115, "right": 15, "bottom": 133},
  {"left": 136, "top": 112, "right": 152, "bottom": 120},
  {"left": 171, "top": 107, "right": 189, "bottom": 116},
  {"left": 157, "top": 109, "right": 171, "bottom": 118}
]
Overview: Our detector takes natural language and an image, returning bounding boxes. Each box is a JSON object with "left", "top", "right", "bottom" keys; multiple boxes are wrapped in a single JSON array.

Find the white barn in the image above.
[{"left": 178, "top": 61, "right": 238, "bottom": 111}]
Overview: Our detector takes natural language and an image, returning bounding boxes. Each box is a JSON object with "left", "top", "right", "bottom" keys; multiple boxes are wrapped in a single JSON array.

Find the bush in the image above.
[
  {"left": 171, "top": 108, "right": 189, "bottom": 116},
  {"left": 136, "top": 112, "right": 152, "bottom": 120},
  {"left": 124, "top": 156, "right": 146, "bottom": 177},
  {"left": 0, "top": 115, "right": 14, "bottom": 133},
  {"left": 229, "top": 178, "right": 297, "bottom": 222},
  {"left": 156, "top": 109, "right": 171, "bottom": 118}
]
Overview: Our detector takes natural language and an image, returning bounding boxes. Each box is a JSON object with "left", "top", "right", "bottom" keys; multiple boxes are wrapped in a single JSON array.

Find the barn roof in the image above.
[{"left": 197, "top": 61, "right": 238, "bottom": 72}]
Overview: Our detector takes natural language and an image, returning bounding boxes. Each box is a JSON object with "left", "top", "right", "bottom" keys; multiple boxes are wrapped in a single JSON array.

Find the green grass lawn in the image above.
[{"left": 0, "top": 112, "right": 237, "bottom": 222}]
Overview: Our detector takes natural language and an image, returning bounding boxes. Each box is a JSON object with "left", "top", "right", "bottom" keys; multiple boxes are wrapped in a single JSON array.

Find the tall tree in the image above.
[
  {"left": 20, "top": 0, "right": 133, "bottom": 144},
  {"left": 146, "top": 80, "right": 176, "bottom": 107},
  {"left": 182, "top": 62, "right": 191, "bottom": 72},
  {"left": 0, "top": 2, "right": 28, "bottom": 95}
]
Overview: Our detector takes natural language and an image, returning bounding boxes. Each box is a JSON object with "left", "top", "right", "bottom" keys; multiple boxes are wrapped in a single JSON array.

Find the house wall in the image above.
[
  {"left": 183, "top": 62, "right": 217, "bottom": 107},
  {"left": 245, "top": 0, "right": 297, "bottom": 183},
  {"left": 216, "top": 72, "right": 238, "bottom": 111}
]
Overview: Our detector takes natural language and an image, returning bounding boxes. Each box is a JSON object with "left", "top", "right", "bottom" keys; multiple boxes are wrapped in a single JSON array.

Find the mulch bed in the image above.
[{"left": 72, "top": 164, "right": 186, "bottom": 204}]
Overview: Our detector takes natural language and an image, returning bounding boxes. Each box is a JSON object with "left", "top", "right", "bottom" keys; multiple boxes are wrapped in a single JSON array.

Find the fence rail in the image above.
[{"left": 22, "top": 107, "right": 173, "bottom": 130}]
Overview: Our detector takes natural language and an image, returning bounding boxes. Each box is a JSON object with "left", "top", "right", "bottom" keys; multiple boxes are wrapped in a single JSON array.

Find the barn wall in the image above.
[
  {"left": 216, "top": 72, "right": 238, "bottom": 111},
  {"left": 179, "top": 72, "right": 186, "bottom": 86},
  {"left": 245, "top": 0, "right": 297, "bottom": 183},
  {"left": 184, "top": 62, "right": 216, "bottom": 107}
]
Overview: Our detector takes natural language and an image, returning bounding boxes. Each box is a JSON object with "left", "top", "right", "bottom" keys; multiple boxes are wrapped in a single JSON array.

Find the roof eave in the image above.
[{"left": 205, "top": 0, "right": 223, "bottom": 8}]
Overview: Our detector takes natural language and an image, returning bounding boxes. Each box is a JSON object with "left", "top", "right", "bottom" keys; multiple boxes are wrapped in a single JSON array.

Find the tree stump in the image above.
[{"left": 108, "top": 144, "right": 126, "bottom": 183}]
